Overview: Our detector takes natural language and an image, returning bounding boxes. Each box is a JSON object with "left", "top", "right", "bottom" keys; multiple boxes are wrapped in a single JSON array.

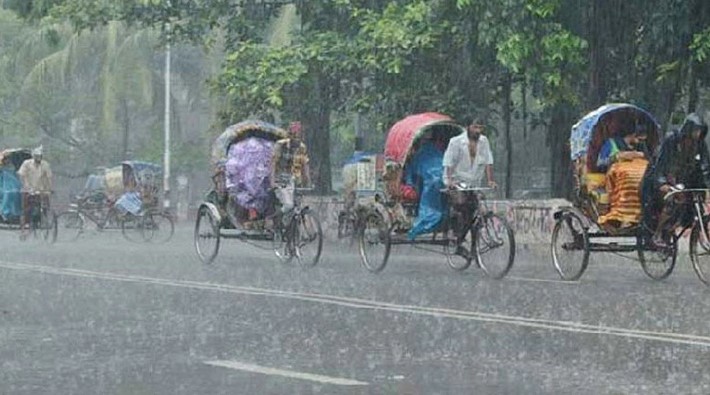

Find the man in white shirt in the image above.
[
  {"left": 18, "top": 146, "right": 52, "bottom": 237},
  {"left": 442, "top": 117, "right": 497, "bottom": 257}
]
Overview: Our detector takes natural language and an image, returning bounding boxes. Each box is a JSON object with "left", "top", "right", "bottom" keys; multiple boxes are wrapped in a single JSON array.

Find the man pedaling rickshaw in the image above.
[
  {"left": 270, "top": 121, "right": 311, "bottom": 230},
  {"left": 442, "top": 116, "right": 497, "bottom": 258},
  {"left": 641, "top": 113, "right": 710, "bottom": 248},
  {"left": 18, "top": 146, "right": 52, "bottom": 239}
]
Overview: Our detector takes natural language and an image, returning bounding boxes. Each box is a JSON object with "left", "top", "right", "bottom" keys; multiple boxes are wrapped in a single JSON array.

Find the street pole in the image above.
[
  {"left": 163, "top": 30, "right": 171, "bottom": 210},
  {"left": 354, "top": 112, "right": 364, "bottom": 152}
]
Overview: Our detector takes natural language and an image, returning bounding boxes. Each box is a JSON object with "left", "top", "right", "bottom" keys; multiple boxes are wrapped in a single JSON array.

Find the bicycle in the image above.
[
  {"left": 442, "top": 186, "right": 515, "bottom": 278},
  {"left": 55, "top": 193, "right": 173, "bottom": 243},
  {"left": 271, "top": 187, "right": 323, "bottom": 267},
  {"left": 655, "top": 186, "right": 710, "bottom": 285},
  {"left": 23, "top": 191, "right": 55, "bottom": 243}
]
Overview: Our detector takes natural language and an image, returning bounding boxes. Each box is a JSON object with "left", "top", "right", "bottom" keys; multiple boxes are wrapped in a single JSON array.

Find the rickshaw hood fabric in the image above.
[
  {"left": 570, "top": 103, "right": 660, "bottom": 161},
  {"left": 211, "top": 120, "right": 287, "bottom": 166},
  {"left": 384, "top": 112, "right": 455, "bottom": 165}
]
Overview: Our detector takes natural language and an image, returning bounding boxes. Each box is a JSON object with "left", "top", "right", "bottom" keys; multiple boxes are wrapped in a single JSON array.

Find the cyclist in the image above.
[
  {"left": 270, "top": 121, "right": 311, "bottom": 228},
  {"left": 17, "top": 146, "right": 53, "bottom": 238},
  {"left": 442, "top": 116, "right": 497, "bottom": 257},
  {"left": 641, "top": 113, "right": 710, "bottom": 247}
]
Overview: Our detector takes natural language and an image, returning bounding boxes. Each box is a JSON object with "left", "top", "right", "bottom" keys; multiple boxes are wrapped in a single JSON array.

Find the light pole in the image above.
[{"left": 163, "top": 15, "right": 171, "bottom": 210}]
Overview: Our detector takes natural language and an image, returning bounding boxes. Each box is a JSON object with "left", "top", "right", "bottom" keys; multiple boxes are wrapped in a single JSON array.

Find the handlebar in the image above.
[{"left": 663, "top": 187, "right": 710, "bottom": 201}]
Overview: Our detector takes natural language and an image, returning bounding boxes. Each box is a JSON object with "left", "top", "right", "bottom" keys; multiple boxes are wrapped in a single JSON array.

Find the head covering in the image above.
[
  {"left": 32, "top": 146, "right": 43, "bottom": 157},
  {"left": 679, "top": 113, "right": 708, "bottom": 139},
  {"left": 288, "top": 121, "right": 303, "bottom": 136}
]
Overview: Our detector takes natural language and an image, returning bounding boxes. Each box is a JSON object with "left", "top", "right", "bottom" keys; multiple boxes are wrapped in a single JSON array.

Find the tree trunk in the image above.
[
  {"left": 687, "top": 61, "right": 699, "bottom": 114},
  {"left": 502, "top": 73, "right": 513, "bottom": 199},
  {"left": 548, "top": 103, "right": 576, "bottom": 199},
  {"left": 300, "top": 70, "right": 332, "bottom": 194},
  {"left": 586, "top": 0, "right": 605, "bottom": 109}
]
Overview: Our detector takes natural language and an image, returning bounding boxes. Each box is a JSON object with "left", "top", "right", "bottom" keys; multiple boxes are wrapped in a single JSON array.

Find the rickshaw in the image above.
[
  {"left": 337, "top": 151, "right": 382, "bottom": 241},
  {"left": 356, "top": 112, "right": 515, "bottom": 276},
  {"left": 194, "top": 120, "right": 323, "bottom": 266},
  {"left": 0, "top": 148, "right": 54, "bottom": 241},
  {"left": 549, "top": 103, "right": 710, "bottom": 281},
  {"left": 55, "top": 161, "right": 174, "bottom": 243}
]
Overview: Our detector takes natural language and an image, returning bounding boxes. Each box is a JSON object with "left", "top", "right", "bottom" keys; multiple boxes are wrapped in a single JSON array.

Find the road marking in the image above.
[
  {"left": 2, "top": 260, "right": 710, "bottom": 348},
  {"left": 507, "top": 276, "right": 579, "bottom": 284},
  {"left": 203, "top": 360, "right": 368, "bottom": 386}
]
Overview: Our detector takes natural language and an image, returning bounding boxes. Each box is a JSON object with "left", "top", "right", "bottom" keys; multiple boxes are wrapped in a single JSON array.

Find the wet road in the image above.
[{"left": 1, "top": 225, "right": 710, "bottom": 394}]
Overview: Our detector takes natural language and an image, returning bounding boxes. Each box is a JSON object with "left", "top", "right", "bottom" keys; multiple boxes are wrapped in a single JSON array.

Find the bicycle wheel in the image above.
[
  {"left": 194, "top": 206, "right": 221, "bottom": 264},
  {"left": 141, "top": 211, "right": 175, "bottom": 243},
  {"left": 444, "top": 228, "right": 473, "bottom": 271},
  {"left": 121, "top": 213, "right": 144, "bottom": 242},
  {"left": 54, "top": 211, "right": 84, "bottom": 242},
  {"left": 294, "top": 209, "right": 323, "bottom": 267},
  {"left": 39, "top": 208, "right": 54, "bottom": 243},
  {"left": 474, "top": 212, "right": 515, "bottom": 279},
  {"left": 358, "top": 212, "right": 391, "bottom": 273},
  {"left": 690, "top": 217, "right": 710, "bottom": 285},
  {"left": 551, "top": 211, "right": 590, "bottom": 281},
  {"left": 637, "top": 235, "right": 677, "bottom": 281}
]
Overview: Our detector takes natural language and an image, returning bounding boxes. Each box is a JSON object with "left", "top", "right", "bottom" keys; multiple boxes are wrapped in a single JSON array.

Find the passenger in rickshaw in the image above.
[
  {"left": 641, "top": 113, "right": 710, "bottom": 247},
  {"left": 18, "top": 146, "right": 52, "bottom": 237},
  {"left": 595, "top": 124, "right": 650, "bottom": 228},
  {"left": 270, "top": 121, "right": 310, "bottom": 227},
  {"left": 225, "top": 135, "right": 275, "bottom": 222},
  {"left": 0, "top": 153, "right": 22, "bottom": 221},
  {"left": 404, "top": 129, "right": 448, "bottom": 239},
  {"left": 442, "top": 117, "right": 497, "bottom": 256}
]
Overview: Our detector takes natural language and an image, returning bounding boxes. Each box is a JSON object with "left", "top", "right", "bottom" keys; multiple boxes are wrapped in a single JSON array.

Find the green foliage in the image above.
[{"left": 691, "top": 27, "right": 710, "bottom": 62}]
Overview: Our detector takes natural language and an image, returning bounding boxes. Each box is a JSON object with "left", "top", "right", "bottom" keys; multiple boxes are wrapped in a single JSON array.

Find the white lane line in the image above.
[
  {"left": 2, "top": 260, "right": 710, "bottom": 348},
  {"left": 507, "top": 276, "right": 580, "bottom": 284},
  {"left": 203, "top": 360, "right": 368, "bottom": 386}
]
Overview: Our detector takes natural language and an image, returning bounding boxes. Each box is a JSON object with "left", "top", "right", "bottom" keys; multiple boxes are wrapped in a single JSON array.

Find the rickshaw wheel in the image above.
[
  {"left": 294, "top": 209, "right": 323, "bottom": 267},
  {"left": 141, "top": 211, "right": 175, "bottom": 243},
  {"left": 194, "top": 205, "right": 221, "bottom": 264},
  {"left": 54, "top": 211, "right": 84, "bottom": 242},
  {"left": 551, "top": 211, "right": 590, "bottom": 281},
  {"left": 358, "top": 212, "right": 391, "bottom": 273},
  {"left": 690, "top": 217, "right": 710, "bottom": 285},
  {"left": 475, "top": 212, "right": 515, "bottom": 279},
  {"left": 444, "top": 228, "right": 473, "bottom": 271},
  {"left": 637, "top": 235, "right": 677, "bottom": 281}
]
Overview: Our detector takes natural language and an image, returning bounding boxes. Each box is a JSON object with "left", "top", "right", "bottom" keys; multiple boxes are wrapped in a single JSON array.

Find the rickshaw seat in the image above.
[
  {"left": 583, "top": 172, "right": 606, "bottom": 190},
  {"left": 582, "top": 172, "right": 609, "bottom": 214}
]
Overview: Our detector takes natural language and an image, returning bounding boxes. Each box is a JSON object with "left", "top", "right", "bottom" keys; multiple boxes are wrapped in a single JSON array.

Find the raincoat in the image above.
[
  {"left": 641, "top": 113, "right": 710, "bottom": 230},
  {"left": 405, "top": 140, "right": 447, "bottom": 239}
]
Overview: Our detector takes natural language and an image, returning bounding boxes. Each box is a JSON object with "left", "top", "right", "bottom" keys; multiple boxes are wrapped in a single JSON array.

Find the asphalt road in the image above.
[{"left": 1, "top": 224, "right": 710, "bottom": 394}]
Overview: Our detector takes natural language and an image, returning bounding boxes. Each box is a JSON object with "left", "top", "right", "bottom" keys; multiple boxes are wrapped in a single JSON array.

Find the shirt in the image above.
[
  {"left": 272, "top": 139, "right": 309, "bottom": 186},
  {"left": 17, "top": 159, "right": 52, "bottom": 193},
  {"left": 442, "top": 133, "right": 493, "bottom": 186}
]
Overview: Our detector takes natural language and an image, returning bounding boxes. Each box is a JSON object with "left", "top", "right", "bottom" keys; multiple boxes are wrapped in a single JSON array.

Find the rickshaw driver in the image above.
[
  {"left": 17, "top": 146, "right": 53, "bottom": 238},
  {"left": 442, "top": 117, "right": 497, "bottom": 257},
  {"left": 641, "top": 113, "right": 710, "bottom": 248},
  {"left": 270, "top": 121, "right": 311, "bottom": 228}
]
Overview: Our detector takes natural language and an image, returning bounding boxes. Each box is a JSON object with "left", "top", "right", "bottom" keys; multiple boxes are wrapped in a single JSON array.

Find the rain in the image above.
[{"left": 1, "top": 1, "right": 710, "bottom": 394}]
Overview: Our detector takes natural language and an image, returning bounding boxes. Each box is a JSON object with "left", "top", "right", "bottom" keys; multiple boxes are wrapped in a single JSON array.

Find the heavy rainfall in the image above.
[{"left": 1, "top": 1, "right": 710, "bottom": 394}]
